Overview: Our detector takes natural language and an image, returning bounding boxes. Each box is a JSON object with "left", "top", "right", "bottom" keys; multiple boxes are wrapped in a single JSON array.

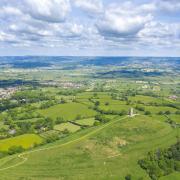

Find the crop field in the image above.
[
  {"left": 54, "top": 122, "right": 81, "bottom": 133},
  {"left": 75, "top": 118, "right": 95, "bottom": 126},
  {"left": 39, "top": 102, "right": 97, "bottom": 121},
  {"left": 0, "top": 115, "right": 178, "bottom": 180},
  {"left": 0, "top": 134, "right": 43, "bottom": 151}
]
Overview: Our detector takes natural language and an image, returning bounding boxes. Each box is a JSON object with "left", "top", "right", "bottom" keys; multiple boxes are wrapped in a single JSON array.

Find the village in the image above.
[{"left": 0, "top": 87, "right": 19, "bottom": 99}]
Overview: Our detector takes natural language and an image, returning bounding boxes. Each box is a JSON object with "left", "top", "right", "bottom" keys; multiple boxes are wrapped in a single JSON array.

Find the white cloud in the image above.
[
  {"left": 0, "top": 0, "right": 180, "bottom": 55},
  {"left": 23, "top": 0, "right": 71, "bottom": 23},
  {"left": 96, "top": 2, "right": 153, "bottom": 39},
  {"left": 74, "top": 0, "right": 103, "bottom": 14},
  {"left": 138, "top": 21, "right": 180, "bottom": 46},
  {"left": 156, "top": 0, "right": 180, "bottom": 13}
]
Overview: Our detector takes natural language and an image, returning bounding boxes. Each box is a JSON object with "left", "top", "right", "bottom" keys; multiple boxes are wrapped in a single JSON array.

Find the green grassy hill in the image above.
[{"left": 0, "top": 115, "right": 178, "bottom": 180}]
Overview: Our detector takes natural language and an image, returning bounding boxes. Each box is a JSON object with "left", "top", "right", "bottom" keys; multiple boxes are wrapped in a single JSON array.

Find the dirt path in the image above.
[{"left": 0, "top": 115, "right": 132, "bottom": 171}]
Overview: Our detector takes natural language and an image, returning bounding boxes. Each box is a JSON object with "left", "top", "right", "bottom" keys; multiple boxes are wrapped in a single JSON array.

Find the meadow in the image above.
[
  {"left": 54, "top": 122, "right": 81, "bottom": 133},
  {"left": 0, "top": 134, "right": 43, "bottom": 151},
  {"left": 75, "top": 118, "right": 95, "bottom": 126},
  {"left": 39, "top": 102, "right": 97, "bottom": 121}
]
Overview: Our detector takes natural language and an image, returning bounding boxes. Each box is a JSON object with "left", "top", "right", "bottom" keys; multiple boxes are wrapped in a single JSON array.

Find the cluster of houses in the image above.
[
  {"left": 168, "top": 95, "right": 178, "bottom": 101},
  {"left": 0, "top": 87, "right": 19, "bottom": 99},
  {"left": 41, "top": 81, "right": 83, "bottom": 89}
]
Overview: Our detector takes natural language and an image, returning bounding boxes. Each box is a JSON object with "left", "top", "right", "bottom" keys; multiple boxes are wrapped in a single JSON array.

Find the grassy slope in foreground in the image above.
[
  {"left": 0, "top": 134, "right": 43, "bottom": 151},
  {"left": 0, "top": 115, "right": 178, "bottom": 180}
]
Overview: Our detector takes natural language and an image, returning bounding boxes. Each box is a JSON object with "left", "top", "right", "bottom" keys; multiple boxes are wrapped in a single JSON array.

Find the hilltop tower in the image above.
[{"left": 129, "top": 108, "right": 134, "bottom": 117}]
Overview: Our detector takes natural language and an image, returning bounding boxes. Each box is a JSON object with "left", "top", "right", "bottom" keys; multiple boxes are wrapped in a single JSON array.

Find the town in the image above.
[{"left": 0, "top": 87, "right": 20, "bottom": 99}]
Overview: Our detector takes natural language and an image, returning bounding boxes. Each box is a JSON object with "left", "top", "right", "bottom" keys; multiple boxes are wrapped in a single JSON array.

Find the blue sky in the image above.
[{"left": 0, "top": 0, "right": 180, "bottom": 56}]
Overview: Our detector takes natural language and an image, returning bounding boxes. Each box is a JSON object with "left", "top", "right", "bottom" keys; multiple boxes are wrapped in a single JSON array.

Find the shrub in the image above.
[
  {"left": 125, "top": 174, "right": 131, "bottom": 180},
  {"left": 145, "top": 111, "right": 151, "bottom": 115},
  {"left": 8, "top": 146, "right": 25, "bottom": 155}
]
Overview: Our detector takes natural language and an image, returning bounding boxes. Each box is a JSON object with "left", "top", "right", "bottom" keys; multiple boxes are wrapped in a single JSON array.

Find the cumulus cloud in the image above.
[
  {"left": 0, "top": 0, "right": 180, "bottom": 55},
  {"left": 23, "top": 0, "right": 71, "bottom": 23},
  {"left": 139, "top": 22, "right": 179, "bottom": 39},
  {"left": 74, "top": 0, "right": 103, "bottom": 14},
  {"left": 156, "top": 0, "right": 180, "bottom": 13},
  {"left": 96, "top": 2, "right": 153, "bottom": 39},
  {"left": 97, "top": 13, "right": 152, "bottom": 38}
]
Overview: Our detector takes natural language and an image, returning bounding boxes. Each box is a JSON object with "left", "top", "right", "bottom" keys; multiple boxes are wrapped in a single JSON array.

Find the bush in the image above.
[
  {"left": 125, "top": 174, "right": 131, "bottom": 180},
  {"left": 145, "top": 111, "right": 151, "bottom": 115},
  {"left": 8, "top": 146, "right": 25, "bottom": 155},
  {"left": 94, "top": 121, "right": 101, "bottom": 126},
  {"left": 158, "top": 111, "right": 164, "bottom": 115},
  {"left": 45, "top": 134, "right": 59, "bottom": 143},
  {"left": 136, "top": 106, "right": 145, "bottom": 111},
  {"left": 165, "top": 111, "right": 171, "bottom": 115}
]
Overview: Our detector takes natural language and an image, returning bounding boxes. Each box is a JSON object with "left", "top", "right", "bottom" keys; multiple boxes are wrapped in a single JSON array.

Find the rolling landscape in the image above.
[{"left": 0, "top": 57, "right": 179, "bottom": 180}]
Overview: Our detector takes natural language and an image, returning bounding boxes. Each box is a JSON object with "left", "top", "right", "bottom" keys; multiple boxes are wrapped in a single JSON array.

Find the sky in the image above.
[{"left": 0, "top": 0, "right": 180, "bottom": 56}]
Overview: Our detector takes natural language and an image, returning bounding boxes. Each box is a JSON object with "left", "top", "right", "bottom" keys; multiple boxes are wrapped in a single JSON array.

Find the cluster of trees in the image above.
[
  {"left": 0, "top": 99, "right": 19, "bottom": 112},
  {"left": 40, "top": 100, "right": 57, "bottom": 109},
  {"left": 95, "top": 107, "right": 127, "bottom": 116},
  {"left": 5, "top": 107, "right": 42, "bottom": 121},
  {"left": 95, "top": 114, "right": 110, "bottom": 123},
  {"left": 12, "top": 90, "right": 53, "bottom": 103},
  {"left": 138, "top": 141, "right": 180, "bottom": 180},
  {"left": 58, "top": 89, "right": 83, "bottom": 96},
  {"left": 158, "top": 111, "right": 171, "bottom": 115},
  {"left": 0, "top": 145, "right": 25, "bottom": 159},
  {"left": 4, "top": 117, "right": 54, "bottom": 137},
  {"left": 45, "top": 133, "right": 60, "bottom": 143}
]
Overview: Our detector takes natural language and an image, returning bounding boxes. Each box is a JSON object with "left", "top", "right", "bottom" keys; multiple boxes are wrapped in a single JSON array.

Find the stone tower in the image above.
[{"left": 129, "top": 108, "right": 134, "bottom": 117}]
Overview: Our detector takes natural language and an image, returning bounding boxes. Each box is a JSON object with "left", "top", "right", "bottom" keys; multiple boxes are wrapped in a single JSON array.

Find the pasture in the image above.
[
  {"left": 0, "top": 134, "right": 43, "bottom": 151},
  {"left": 129, "top": 95, "right": 168, "bottom": 104},
  {"left": 39, "top": 102, "right": 97, "bottom": 121},
  {"left": 54, "top": 122, "right": 81, "bottom": 133},
  {"left": 75, "top": 118, "right": 95, "bottom": 126}
]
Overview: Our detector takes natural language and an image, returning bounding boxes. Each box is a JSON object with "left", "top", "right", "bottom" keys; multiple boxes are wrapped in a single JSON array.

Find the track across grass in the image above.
[{"left": 0, "top": 115, "right": 129, "bottom": 171}]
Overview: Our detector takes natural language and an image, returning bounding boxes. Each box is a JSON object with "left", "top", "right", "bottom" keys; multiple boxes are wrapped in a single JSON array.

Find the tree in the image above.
[
  {"left": 145, "top": 111, "right": 151, "bottom": 115},
  {"left": 158, "top": 111, "right": 163, "bottom": 115},
  {"left": 165, "top": 110, "right": 171, "bottom": 115},
  {"left": 8, "top": 146, "right": 24, "bottom": 155},
  {"left": 95, "top": 101, "right": 100, "bottom": 106},
  {"left": 125, "top": 174, "right": 131, "bottom": 180}
]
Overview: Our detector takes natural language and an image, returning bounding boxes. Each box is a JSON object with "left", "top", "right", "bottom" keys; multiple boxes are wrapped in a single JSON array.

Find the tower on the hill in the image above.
[{"left": 129, "top": 108, "right": 134, "bottom": 117}]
